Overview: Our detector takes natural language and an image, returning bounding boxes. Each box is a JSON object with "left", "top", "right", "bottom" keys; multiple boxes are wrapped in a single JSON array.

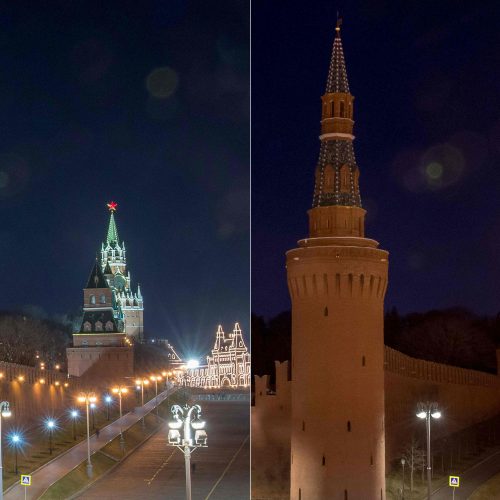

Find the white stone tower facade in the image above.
[{"left": 287, "top": 22, "right": 389, "bottom": 499}]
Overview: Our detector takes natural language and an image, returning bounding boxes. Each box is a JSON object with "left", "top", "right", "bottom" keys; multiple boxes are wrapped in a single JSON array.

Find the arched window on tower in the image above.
[
  {"left": 83, "top": 322, "right": 91, "bottom": 332},
  {"left": 348, "top": 101, "right": 352, "bottom": 118},
  {"left": 100, "top": 294, "right": 106, "bottom": 304},
  {"left": 105, "top": 321, "right": 113, "bottom": 331},
  {"left": 330, "top": 101, "right": 335, "bottom": 117},
  {"left": 95, "top": 321, "right": 103, "bottom": 332},
  {"left": 340, "top": 165, "right": 350, "bottom": 193},
  {"left": 340, "top": 101, "right": 345, "bottom": 117},
  {"left": 90, "top": 295, "right": 96, "bottom": 305}
]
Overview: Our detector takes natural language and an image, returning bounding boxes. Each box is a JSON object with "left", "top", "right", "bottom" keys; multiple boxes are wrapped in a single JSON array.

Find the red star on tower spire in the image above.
[{"left": 107, "top": 201, "right": 118, "bottom": 212}]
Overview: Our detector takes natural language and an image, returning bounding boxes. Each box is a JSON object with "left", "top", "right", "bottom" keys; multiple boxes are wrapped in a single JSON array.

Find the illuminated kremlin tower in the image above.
[
  {"left": 286, "top": 21, "right": 389, "bottom": 499},
  {"left": 101, "top": 202, "right": 144, "bottom": 340}
]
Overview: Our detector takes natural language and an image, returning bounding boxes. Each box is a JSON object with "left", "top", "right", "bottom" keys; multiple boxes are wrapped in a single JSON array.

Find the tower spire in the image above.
[
  {"left": 310, "top": 22, "right": 365, "bottom": 237},
  {"left": 326, "top": 16, "right": 349, "bottom": 94}
]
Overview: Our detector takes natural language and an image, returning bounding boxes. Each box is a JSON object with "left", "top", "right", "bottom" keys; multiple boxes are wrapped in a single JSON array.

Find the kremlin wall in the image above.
[{"left": 252, "top": 348, "right": 500, "bottom": 497}]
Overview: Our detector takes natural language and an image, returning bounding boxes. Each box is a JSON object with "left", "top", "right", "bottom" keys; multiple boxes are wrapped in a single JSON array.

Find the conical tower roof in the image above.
[
  {"left": 325, "top": 21, "right": 350, "bottom": 93},
  {"left": 107, "top": 211, "right": 119, "bottom": 245},
  {"left": 85, "top": 259, "right": 109, "bottom": 289}
]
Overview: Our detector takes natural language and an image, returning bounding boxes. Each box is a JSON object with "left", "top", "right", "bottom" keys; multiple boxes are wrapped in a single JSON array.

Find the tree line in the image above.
[{"left": 252, "top": 307, "right": 500, "bottom": 381}]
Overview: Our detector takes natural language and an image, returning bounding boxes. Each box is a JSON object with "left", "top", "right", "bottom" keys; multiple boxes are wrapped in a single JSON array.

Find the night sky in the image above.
[
  {"left": 0, "top": 1, "right": 249, "bottom": 359},
  {"left": 252, "top": 1, "right": 500, "bottom": 319}
]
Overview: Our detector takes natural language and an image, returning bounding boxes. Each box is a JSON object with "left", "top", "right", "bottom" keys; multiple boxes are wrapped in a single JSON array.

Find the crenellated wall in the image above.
[{"left": 252, "top": 348, "right": 500, "bottom": 498}]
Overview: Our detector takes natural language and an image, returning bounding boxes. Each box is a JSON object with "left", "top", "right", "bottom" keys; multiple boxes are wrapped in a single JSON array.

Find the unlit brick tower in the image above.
[{"left": 287, "top": 21, "right": 389, "bottom": 499}]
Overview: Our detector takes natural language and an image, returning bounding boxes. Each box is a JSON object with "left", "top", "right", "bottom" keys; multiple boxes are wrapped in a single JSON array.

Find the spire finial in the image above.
[
  {"left": 107, "top": 201, "right": 118, "bottom": 212},
  {"left": 336, "top": 12, "right": 342, "bottom": 36}
]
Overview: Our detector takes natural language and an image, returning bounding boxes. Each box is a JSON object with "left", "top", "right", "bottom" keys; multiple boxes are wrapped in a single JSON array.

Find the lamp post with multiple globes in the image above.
[{"left": 416, "top": 402, "right": 442, "bottom": 499}]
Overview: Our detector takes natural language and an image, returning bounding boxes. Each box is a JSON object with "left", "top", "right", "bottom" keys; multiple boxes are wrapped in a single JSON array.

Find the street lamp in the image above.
[
  {"left": 112, "top": 386, "right": 128, "bottom": 447},
  {"left": 104, "top": 395, "right": 112, "bottom": 421},
  {"left": 44, "top": 418, "right": 57, "bottom": 455},
  {"left": 77, "top": 393, "right": 97, "bottom": 478},
  {"left": 135, "top": 378, "right": 149, "bottom": 426},
  {"left": 90, "top": 402, "right": 96, "bottom": 430},
  {"left": 0, "top": 402, "right": 12, "bottom": 500},
  {"left": 70, "top": 409, "right": 79, "bottom": 441},
  {"left": 400, "top": 457, "right": 406, "bottom": 500},
  {"left": 8, "top": 432, "right": 24, "bottom": 475},
  {"left": 167, "top": 404, "right": 207, "bottom": 500},
  {"left": 150, "top": 375, "right": 162, "bottom": 416},
  {"left": 417, "top": 402, "right": 442, "bottom": 499}
]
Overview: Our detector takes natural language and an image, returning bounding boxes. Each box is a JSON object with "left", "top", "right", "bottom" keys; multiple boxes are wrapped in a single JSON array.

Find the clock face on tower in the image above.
[{"left": 114, "top": 274, "right": 126, "bottom": 291}]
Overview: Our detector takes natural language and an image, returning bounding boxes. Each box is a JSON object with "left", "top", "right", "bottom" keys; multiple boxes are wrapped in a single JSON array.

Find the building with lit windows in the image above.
[{"left": 182, "top": 323, "right": 250, "bottom": 388}]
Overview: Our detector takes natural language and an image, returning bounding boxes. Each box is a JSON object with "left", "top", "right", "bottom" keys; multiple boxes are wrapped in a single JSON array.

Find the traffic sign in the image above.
[
  {"left": 20, "top": 474, "right": 31, "bottom": 486},
  {"left": 449, "top": 475, "right": 460, "bottom": 487}
]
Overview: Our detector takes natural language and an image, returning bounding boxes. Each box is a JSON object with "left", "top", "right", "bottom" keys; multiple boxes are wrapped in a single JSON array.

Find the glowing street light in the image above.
[
  {"left": 150, "top": 375, "right": 162, "bottom": 417},
  {"left": 112, "top": 386, "right": 128, "bottom": 447},
  {"left": 70, "top": 409, "right": 79, "bottom": 441},
  {"left": 135, "top": 378, "right": 149, "bottom": 426},
  {"left": 0, "top": 401, "right": 12, "bottom": 500},
  {"left": 44, "top": 418, "right": 57, "bottom": 455},
  {"left": 167, "top": 404, "right": 207, "bottom": 500},
  {"left": 77, "top": 393, "right": 97, "bottom": 478},
  {"left": 104, "top": 395, "right": 112, "bottom": 421},
  {"left": 416, "top": 402, "right": 442, "bottom": 499},
  {"left": 90, "top": 402, "right": 96, "bottom": 430},
  {"left": 8, "top": 431, "right": 24, "bottom": 474}
]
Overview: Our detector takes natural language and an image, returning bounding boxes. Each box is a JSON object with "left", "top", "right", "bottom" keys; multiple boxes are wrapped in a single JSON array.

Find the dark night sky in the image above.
[
  {"left": 0, "top": 1, "right": 249, "bottom": 360},
  {"left": 252, "top": 1, "right": 500, "bottom": 318}
]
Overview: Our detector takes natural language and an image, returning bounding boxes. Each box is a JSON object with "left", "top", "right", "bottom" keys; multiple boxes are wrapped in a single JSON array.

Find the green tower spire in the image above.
[{"left": 106, "top": 201, "right": 119, "bottom": 245}]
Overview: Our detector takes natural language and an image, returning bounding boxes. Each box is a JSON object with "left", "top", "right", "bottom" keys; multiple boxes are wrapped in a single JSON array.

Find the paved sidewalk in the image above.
[
  {"left": 5, "top": 388, "right": 176, "bottom": 500},
  {"left": 431, "top": 449, "right": 500, "bottom": 499}
]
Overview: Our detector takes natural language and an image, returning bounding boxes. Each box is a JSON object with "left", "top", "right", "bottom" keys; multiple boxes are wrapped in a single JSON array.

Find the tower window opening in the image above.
[
  {"left": 322, "top": 455, "right": 326, "bottom": 466},
  {"left": 340, "top": 101, "right": 345, "bottom": 117},
  {"left": 344, "top": 490, "right": 348, "bottom": 500},
  {"left": 302, "top": 421, "right": 305, "bottom": 431},
  {"left": 324, "top": 307, "right": 328, "bottom": 317},
  {"left": 299, "top": 489, "right": 301, "bottom": 500},
  {"left": 330, "top": 101, "right": 334, "bottom": 116},
  {"left": 347, "top": 421, "right": 351, "bottom": 432},
  {"left": 90, "top": 295, "right": 96, "bottom": 305},
  {"left": 362, "top": 356, "right": 366, "bottom": 366},
  {"left": 370, "top": 455, "right": 373, "bottom": 465},
  {"left": 100, "top": 294, "right": 106, "bottom": 304}
]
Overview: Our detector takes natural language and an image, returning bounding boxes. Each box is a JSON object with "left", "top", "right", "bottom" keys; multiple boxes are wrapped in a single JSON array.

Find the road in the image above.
[
  {"left": 78, "top": 399, "right": 250, "bottom": 500},
  {"left": 4, "top": 388, "right": 175, "bottom": 500},
  {"left": 431, "top": 449, "right": 500, "bottom": 499}
]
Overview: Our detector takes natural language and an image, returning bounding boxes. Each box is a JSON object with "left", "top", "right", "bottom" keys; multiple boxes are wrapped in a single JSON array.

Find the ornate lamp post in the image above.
[
  {"left": 416, "top": 402, "right": 442, "bottom": 499},
  {"left": 77, "top": 393, "right": 97, "bottom": 478},
  {"left": 167, "top": 404, "right": 207, "bottom": 500},
  {"left": 112, "top": 386, "right": 128, "bottom": 447},
  {"left": 0, "top": 401, "right": 12, "bottom": 500}
]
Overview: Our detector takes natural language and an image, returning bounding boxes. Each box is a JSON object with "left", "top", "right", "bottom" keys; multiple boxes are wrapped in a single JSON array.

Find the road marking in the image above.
[
  {"left": 204, "top": 434, "right": 249, "bottom": 500},
  {"left": 145, "top": 449, "right": 177, "bottom": 486}
]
